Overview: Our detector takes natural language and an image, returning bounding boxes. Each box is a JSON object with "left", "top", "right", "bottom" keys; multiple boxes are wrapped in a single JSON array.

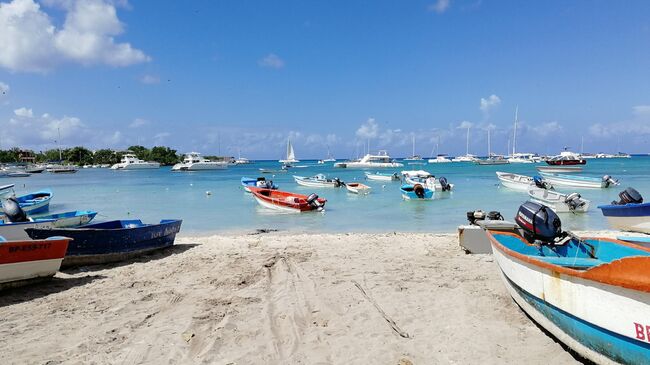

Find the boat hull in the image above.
[
  {"left": 346, "top": 183, "right": 371, "bottom": 194},
  {"left": 489, "top": 233, "right": 650, "bottom": 364},
  {"left": 293, "top": 176, "right": 338, "bottom": 188},
  {"left": 546, "top": 159, "right": 586, "bottom": 165},
  {"left": 539, "top": 173, "right": 609, "bottom": 189},
  {"left": 0, "top": 238, "right": 69, "bottom": 288},
  {"left": 249, "top": 188, "right": 326, "bottom": 212},
  {"left": 111, "top": 163, "right": 160, "bottom": 170},
  {"left": 33, "top": 211, "right": 98, "bottom": 228},
  {"left": 496, "top": 172, "right": 533, "bottom": 191},
  {"left": 599, "top": 203, "right": 650, "bottom": 234},
  {"left": 364, "top": 172, "right": 399, "bottom": 181},
  {"left": 171, "top": 162, "right": 227, "bottom": 171},
  {"left": 528, "top": 189, "right": 590, "bottom": 213},
  {"left": 0, "top": 220, "right": 55, "bottom": 241}
]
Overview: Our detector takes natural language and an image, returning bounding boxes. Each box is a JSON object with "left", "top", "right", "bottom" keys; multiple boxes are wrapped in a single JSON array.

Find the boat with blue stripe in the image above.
[
  {"left": 25, "top": 219, "right": 183, "bottom": 267},
  {"left": 3, "top": 189, "right": 52, "bottom": 214},
  {"left": 599, "top": 188, "right": 650, "bottom": 234},
  {"left": 31, "top": 210, "right": 98, "bottom": 228},
  {"left": 400, "top": 184, "right": 434, "bottom": 200},
  {"left": 240, "top": 177, "right": 278, "bottom": 193},
  {"left": 538, "top": 172, "right": 618, "bottom": 189}
]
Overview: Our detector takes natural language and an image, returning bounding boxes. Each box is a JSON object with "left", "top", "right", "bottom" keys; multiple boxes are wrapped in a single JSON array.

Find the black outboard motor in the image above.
[
  {"left": 564, "top": 193, "right": 585, "bottom": 211},
  {"left": 533, "top": 176, "right": 551, "bottom": 190},
  {"left": 603, "top": 175, "right": 618, "bottom": 188},
  {"left": 515, "top": 201, "right": 563, "bottom": 243},
  {"left": 487, "top": 211, "right": 504, "bottom": 221},
  {"left": 439, "top": 177, "right": 451, "bottom": 192},
  {"left": 612, "top": 187, "right": 643, "bottom": 205},
  {"left": 466, "top": 210, "right": 486, "bottom": 225},
  {"left": 306, "top": 193, "right": 324, "bottom": 210},
  {"left": 333, "top": 178, "right": 343, "bottom": 187},
  {"left": 413, "top": 184, "right": 426, "bottom": 199},
  {"left": 3, "top": 197, "right": 29, "bottom": 223}
]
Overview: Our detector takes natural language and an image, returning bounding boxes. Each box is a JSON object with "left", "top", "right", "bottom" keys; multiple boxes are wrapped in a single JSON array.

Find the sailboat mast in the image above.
[
  {"left": 466, "top": 127, "right": 470, "bottom": 155},
  {"left": 57, "top": 127, "right": 62, "bottom": 161},
  {"left": 513, "top": 106, "right": 518, "bottom": 155},
  {"left": 412, "top": 135, "right": 415, "bottom": 157},
  {"left": 487, "top": 128, "right": 491, "bottom": 156}
]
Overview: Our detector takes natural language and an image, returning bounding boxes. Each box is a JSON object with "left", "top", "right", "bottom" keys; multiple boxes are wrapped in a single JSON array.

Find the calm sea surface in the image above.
[{"left": 8, "top": 157, "right": 650, "bottom": 235}]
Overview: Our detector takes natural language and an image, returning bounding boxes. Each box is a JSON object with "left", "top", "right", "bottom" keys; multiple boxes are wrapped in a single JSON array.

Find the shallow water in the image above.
[{"left": 7, "top": 157, "right": 650, "bottom": 234}]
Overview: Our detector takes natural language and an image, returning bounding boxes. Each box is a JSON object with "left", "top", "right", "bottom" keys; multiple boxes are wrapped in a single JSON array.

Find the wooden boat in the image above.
[
  {"left": 0, "top": 184, "right": 14, "bottom": 199},
  {"left": 249, "top": 187, "right": 326, "bottom": 213},
  {"left": 496, "top": 171, "right": 535, "bottom": 191},
  {"left": 241, "top": 177, "right": 278, "bottom": 193},
  {"left": 599, "top": 188, "right": 650, "bottom": 234},
  {"left": 364, "top": 172, "right": 400, "bottom": 181},
  {"left": 400, "top": 184, "right": 433, "bottom": 200},
  {"left": 536, "top": 165, "right": 583, "bottom": 173},
  {"left": 25, "top": 219, "right": 183, "bottom": 267},
  {"left": 0, "top": 220, "right": 55, "bottom": 240},
  {"left": 488, "top": 222, "right": 650, "bottom": 363},
  {"left": 539, "top": 172, "right": 618, "bottom": 189},
  {"left": 345, "top": 182, "right": 371, "bottom": 194},
  {"left": 32, "top": 210, "right": 98, "bottom": 228},
  {"left": 3, "top": 190, "right": 53, "bottom": 214},
  {"left": 0, "top": 236, "right": 71, "bottom": 289},
  {"left": 527, "top": 188, "right": 590, "bottom": 213},
  {"left": 293, "top": 174, "right": 343, "bottom": 188},
  {"left": 617, "top": 235, "right": 650, "bottom": 244}
]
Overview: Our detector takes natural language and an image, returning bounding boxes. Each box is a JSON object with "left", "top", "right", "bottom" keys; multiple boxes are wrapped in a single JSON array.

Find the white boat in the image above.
[
  {"left": 428, "top": 154, "right": 452, "bottom": 163},
  {"left": 0, "top": 236, "right": 71, "bottom": 289},
  {"left": 293, "top": 174, "right": 343, "bottom": 188},
  {"left": 527, "top": 188, "right": 590, "bottom": 213},
  {"left": 364, "top": 172, "right": 400, "bottom": 181},
  {"left": 279, "top": 138, "right": 299, "bottom": 164},
  {"left": 507, "top": 108, "right": 541, "bottom": 163},
  {"left": 337, "top": 151, "right": 403, "bottom": 168},
  {"left": 345, "top": 182, "right": 371, "bottom": 194},
  {"left": 536, "top": 166, "right": 583, "bottom": 173},
  {"left": 538, "top": 172, "right": 618, "bottom": 189},
  {"left": 172, "top": 152, "right": 228, "bottom": 171},
  {"left": 0, "top": 220, "right": 55, "bottom": 240},
  {"left": 111, "top": 153, "right": 160, "bottom": 170},
  {"left": 452, "top": 126, "right": 477, "bottom": 162},
  {"left": 401, "top": 170, "right": 454, "bottom": 191},
  {"left": 496, "top": 171, "right": 541, "bottom": 191},
  {"left": 404, "top": 136, "right": 423, "bottom": 161}
]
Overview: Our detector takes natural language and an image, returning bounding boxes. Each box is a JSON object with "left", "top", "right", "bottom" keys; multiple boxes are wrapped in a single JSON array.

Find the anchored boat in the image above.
[
  {"left": 401, "top": 170, "right": 453, "bottom": 191},
  {"left": 241, "top": 177, "right": 278, "bottom": 193},
  {"left": 249, "top": 187, "right": 326, "bottom": 212},
  {"left": 345, "top": 183, "right": 371, "bottom": 194},
  {"left": 539, "top": 172, "right": 618, "bottom": 189},
  {"left": 400, "top": 184, "right": 434, "bottom": 200},
  {"left": 364, "top": 172, "right": 400, "bottom": 181},
  {"left": 294, "top": 174, "right": 344, "bottom": 188},
  {"left": 496, "top": 172, "right": 552, "bottom": 191},
  {"left": 599, "top": 188, "right": 650, "bottom": 234},
  {"left": 527, "top": 188, "right": 589, "bottom": 213}
]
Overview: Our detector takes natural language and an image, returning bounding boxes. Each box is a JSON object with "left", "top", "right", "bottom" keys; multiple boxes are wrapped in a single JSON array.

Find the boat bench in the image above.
[{"left": 533, "top": 256, "right": 604, "bottom": 269}]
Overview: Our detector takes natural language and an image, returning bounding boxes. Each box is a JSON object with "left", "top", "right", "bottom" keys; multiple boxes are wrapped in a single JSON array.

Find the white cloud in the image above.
[
  {"left": 258, "top": 53, "right": 285, "bottom": 69},
  {"left": 153, "top": 131, "right": 170, "bottom": 145},
  {"left": 528, "top": 121, "right": 562, "bottom": 137},
  {"left": 428, "top": 0, "right": 450, "bottom": 13},
  {"left": 589, "top": 105, "right": 650, "bottom": 138},
  {"left": 139, "top": 74, "right": 160, "bottom": 84},
  {"left": 457, "top": 120, "right": 473, "bottom": 129},
  {"left": 129, "top": 117, "right": 148, "bottom": 128},
  {"left": 0, "top": 0, "right": 149, "bottom": 73},
  {"left": 13, "top": 107, "right": 33, "bottom": 118},
  {"left": 0, "top": 81, "right": 9, "bottom": 98},
  {"left": 479, "top": 94, "right": 501, "bottom": 118},
  {"left": 356, "top": 118, "right": 379, "bottom": 139}
]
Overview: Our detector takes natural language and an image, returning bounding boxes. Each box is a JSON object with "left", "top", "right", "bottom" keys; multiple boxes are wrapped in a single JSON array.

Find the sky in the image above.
[{"left": 1, "top": 0, "right": 650, "bottom": 159}]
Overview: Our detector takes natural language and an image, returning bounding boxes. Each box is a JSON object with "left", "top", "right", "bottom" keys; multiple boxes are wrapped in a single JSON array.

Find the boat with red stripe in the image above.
[{"left": 0, "top": 236, "right": 71, "bottom": 289}]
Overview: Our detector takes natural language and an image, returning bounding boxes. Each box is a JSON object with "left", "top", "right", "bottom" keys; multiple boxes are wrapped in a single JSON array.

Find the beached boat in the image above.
[
  {"left": 240, "top": 177, "right": 278, "bottom": 193},
  {"left": 496, "top": 172, "right": 551, "bottom": 191},
  {"left": 400, "top": 184, "right": 434, "bottom": 200},
  {"left": 401, "top": 170, "right": 454, "bottom": 191},
  {"left": 248, "top": 187, "right": 326, "bottom": 212},
  {"left": 527, "top": 188, "right": 589, "bottom": 213},
  {"left": 4, "top": 190, "right": 53, "bottom": 214},
  {"left": 598, "top": 188, "right": 650, "bottom": 234},
  {"left": 111, "top": 153, "right": 160, "bottom": 170},
  {"left": 0, "top": 184, "right": 14, "bottom": 199},
  {"left": 294, "top": 174, "right": 344, "bottom": 188},
  {"left": 364, "top": 171, "right": 400, "bottom": 181},
  {"left": 279, "top": 138, "right": 299, "bottom": 164},
  {"left": 488, "top": 202, "right": 650, "bottom": 364},
  {"left": 0, "top": 220, "right": 55, "bottom": 240},
  {"left": 31, "top": 210, "right": 98, "bottom": 228},
  {"left": 26, "top": 219, "right": 183, "bottom": 267},
  {"left": 0, "top": 236, "right": 71, "bottom": 289},
  {"left": 539, "top": 172, "right": 618, "bottom": 189},
  {"left": 172, "top": 152, "right": 228, "bottom": 171},
  {"left": 536, "top": 165, "right": 583, "bottom": 173},
  {"left": 337, "top": 151, "right": 403, "bottom": 168},
  {"left": 345, "top": 183, "right": 371, "bottom": 194}
]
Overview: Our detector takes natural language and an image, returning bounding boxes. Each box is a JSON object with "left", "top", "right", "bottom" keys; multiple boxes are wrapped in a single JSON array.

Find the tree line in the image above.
[{"left": 0, "top": 146, "right": 182, "bottom": 166}]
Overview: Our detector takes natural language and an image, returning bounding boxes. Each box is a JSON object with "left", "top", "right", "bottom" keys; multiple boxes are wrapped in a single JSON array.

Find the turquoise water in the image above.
[{"left": 6, "top": 157, "right": 650, "bottom": 234}]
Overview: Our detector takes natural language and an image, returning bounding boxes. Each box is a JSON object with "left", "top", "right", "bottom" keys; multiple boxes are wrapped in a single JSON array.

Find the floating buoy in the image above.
[
  {"left": 206, "top": 191, "right": 212, "bottom": 196},
  {"left": 382, "top": 185, "right": 386, "bottom": 189}
]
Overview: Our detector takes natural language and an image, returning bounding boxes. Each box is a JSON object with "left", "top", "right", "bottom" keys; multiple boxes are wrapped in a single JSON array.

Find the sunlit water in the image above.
[{"left": 7, "top": 157, "right": 650, "bottom": 235}]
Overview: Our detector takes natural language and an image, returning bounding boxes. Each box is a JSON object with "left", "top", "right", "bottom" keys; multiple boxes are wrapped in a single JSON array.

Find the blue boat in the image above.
[
  {"left": 25, "top": 219, "right": 183, "bottom": 267},
  {"left": 400, "top": 184, "right": 434, "bottom": 200},
  {"left": 241, "top": 177, "right": 278, "bottom": 193},
  {"left": 31, "top": 210, "right": 98, "bottom": 228},
  {"left": 598, "top": 187, "right": 650, "bottom": 234},
  {"left": 3, "top": 189, "right": 52, "bottom": 214}
]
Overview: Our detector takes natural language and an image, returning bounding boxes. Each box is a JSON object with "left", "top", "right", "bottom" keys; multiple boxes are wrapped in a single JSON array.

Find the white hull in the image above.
[
  {"left": 603, "top": 216, "right": 650, "bottom": 234},
  {"left": 496, "top": 172, "right": 533, "bottom": 191},
  {"left": 344, "top": 162, "right": 403, "bottom": 168},
  {"left": 507, "top": 158, "right": 534, "bottom": 164},
  {"left": 365, "top": 174, "right": 397, "bottom": 181},
  {"left": 0, "top": 221, "right": 54, "bottom": 240},
  {"left": 541, "top": 175, "right": 604, "bottom": 189},
  {"left": 491, "top": 241, "right": 648, "bottom": 364},
  {"left": 171, "top": 162, "right": 227, "bottom": 171},
  {"left": 346, "top": 184, "right": 371, "bottom": 194},
  {"left": 403, "top": 176, "right": 454, "bottom": 191},
  {"left": 0, "top": 258, "right": 63, "bottom": 285},
  {"left": 528, "top": 188, "right": 590, "bottom": 213},
  {"left": 294, "top": 179, "right": 335, "bottom": 188},
  {"left": 427, "top": 159, "right": 451, "bottom": 163},
  {"left": 252, "top": 195, "right": 301, "bottom": 213},
  {"left": 111, "top": 163, "right": 160, "bottom": 170}
]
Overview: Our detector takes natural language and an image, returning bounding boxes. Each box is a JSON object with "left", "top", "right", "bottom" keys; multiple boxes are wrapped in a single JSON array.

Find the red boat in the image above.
[
  {"left": 249, "top": 187, "right": 326, "bottom": 212},
  {"left": 545, "top": 150, "right": 586, "bottom": 166},
  {"left": 0, "top": 237, "right": 71, "bottom": 289}
]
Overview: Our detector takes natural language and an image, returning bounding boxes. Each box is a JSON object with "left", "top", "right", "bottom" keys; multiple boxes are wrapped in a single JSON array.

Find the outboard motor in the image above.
[
  {"left": 612, "top": 187, "right": 643, "bottom": 205},
  {"left": 466, "top": 210, "right": 486, "bottom": 225},
  {"left": 413, "top": 184, "right": 426, "bottom": 199},
  {"left": 265, "top": 180, "right": 274, "bottom": 189},
  {"left": 564, "top": 193, "right": 584, "bottom": 211},
  {"left": 333, "top": 178, "right": 343, "bottom": 187},
  {"left": 439, "top": 177, "right": 451, "bottom": 192},
  {"left": 515, "top": 201, "right": 563, "bottom": 243},
  {"left": 306, "top": 193, "right": 324, "bottom": 210},
  {"left": 602, "top": 175, "right": 618, "bottom": 188},
  {"left": 3, "top": 197, "right": 29, "bottom": 223},
  {"left": 533, "top": 176, "right": 551, "bottom": 190},
  {"left": 487, "top": 211, "right": 504, "bottom": 221}
]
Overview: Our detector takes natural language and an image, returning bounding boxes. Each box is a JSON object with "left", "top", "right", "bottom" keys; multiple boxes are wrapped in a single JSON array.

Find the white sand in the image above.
[{"left": 0, "top": 232, "right": 580, "bottom": 364}]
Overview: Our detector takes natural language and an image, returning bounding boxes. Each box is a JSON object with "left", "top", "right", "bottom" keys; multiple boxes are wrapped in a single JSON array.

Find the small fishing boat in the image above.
[
  {"left": 0, "top": 236, "right": 71, "bottom": 289},
  {"left": 49, "top": 165, "right": 78, "bottom": 173},
  {"left": 364, "top": 172, "right": 400, "bottom": 181},
  {"left": 345, "top": 182, "right": 371, "bottom": 194},
  {"left": 539, "top": 172, "right": 618, "bottom": 189},
  {"left": 400, "top": 184, "right": 434, "bottom": 200},
  {"left": 26, "top": 219, "right": 183, "bottom": 267},
  {"left": 488, "top": 202, "right": 650, "bottom": 364},
  {"left": 259, "top": 167, "right": 288, "bottom": 174},
  {"left": 536, "top": 165, "right": 583, "bottom": 173},
  {"left": 401, "top": 170, "right": 453, "bottom": 191},
  {"left": 3, "top": 190, "right": 53, "bottom": 214},
  {"left": 240, "top": 177, "right": 278, "bottom": 193},
  {"left": 598, "top": 188, "right": 650, "bottom": 234},
  {"left": 0, "top": 171, "right": 30, "bottom": 178},
  {"left": 248, "top": 187, "right": 326, "bottom": 213},
  {"left": 0, "top": 184, "right": 14, "bottom": 199},
  {"left": 32, "top": 210, "right": 98, "bottom": 228},
  {"left": 475, "top": 155, "right": 510, "bottom": 165},
  {"left": 527, "top": 188, "right": 590, "bottom": 213},
  {"left": 0, "top": 220, "right": 55, "bottom": 240},
  {"left": 25, "top": 165, "right": 45, "bottom": 173},
  {"left": 294, "top": 174, "right": 344, "bottom": 188},
  {"left": 496, "top": 172, "right": 552, "bottom": 191}
]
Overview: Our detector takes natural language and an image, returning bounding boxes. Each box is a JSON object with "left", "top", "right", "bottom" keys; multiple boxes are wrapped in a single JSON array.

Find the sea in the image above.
[{"left": 8, "top": 156, "right": 650, "bottom": 235}]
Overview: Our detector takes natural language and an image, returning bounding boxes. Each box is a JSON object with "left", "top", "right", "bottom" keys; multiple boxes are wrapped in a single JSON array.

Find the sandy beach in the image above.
[{"left": 0, "top": 232, "right": 581, "bottom": 364}]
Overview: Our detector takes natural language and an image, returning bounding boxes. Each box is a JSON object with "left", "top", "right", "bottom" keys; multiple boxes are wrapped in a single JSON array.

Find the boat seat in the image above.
[{"left": 533, "top": 256, "right": 604, "bottom": 269}]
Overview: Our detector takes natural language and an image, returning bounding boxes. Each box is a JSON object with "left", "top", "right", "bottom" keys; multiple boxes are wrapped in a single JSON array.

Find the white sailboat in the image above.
[
  {"left": 279, "top": 138, "right": 299, "bottom": 164},
  {"left": 428, "top": 137, "right": 451, "bottom": 163},
  {"left": 508, "top": 106, "right": 538, "bottom": 163},
  {"left": 476, "top": 128, "right": 509, "bottom": 165},
  {"left": 319, "top": 146, "right": 336, "bottom": 164},
  {"left": 452, "top": 126, "right": 477, "bottom": 162},
  {"left": 404, "top": 136, "right": 423, "bottom": 161}
]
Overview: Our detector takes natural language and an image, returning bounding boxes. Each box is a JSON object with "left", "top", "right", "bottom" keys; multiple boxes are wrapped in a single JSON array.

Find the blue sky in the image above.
[{"left": 1, "top": 0, "right": 649, "bottom": 159}]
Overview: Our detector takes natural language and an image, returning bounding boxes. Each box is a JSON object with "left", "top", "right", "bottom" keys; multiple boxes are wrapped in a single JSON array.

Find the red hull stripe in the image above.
[{"left": 0, "top": 239, "right": 70, "bottom": 265}]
